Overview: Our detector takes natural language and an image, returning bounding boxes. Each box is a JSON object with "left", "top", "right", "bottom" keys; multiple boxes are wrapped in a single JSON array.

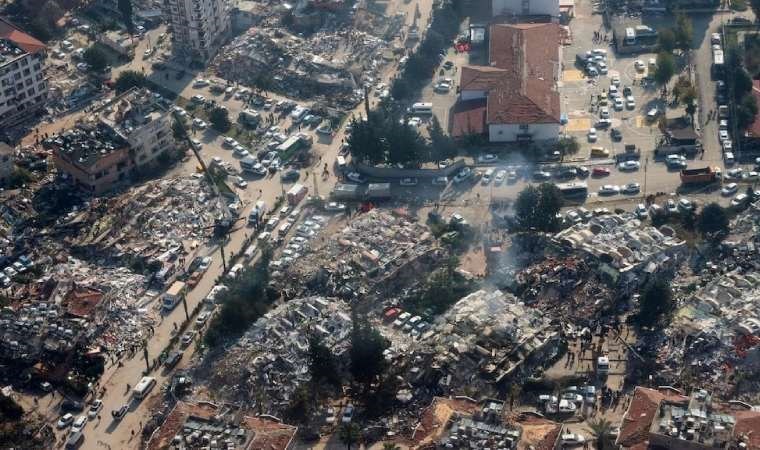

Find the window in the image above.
[
  {"left": 33, "top": 63, "right": 41, "bottom": 71},
  {"left": 20, "top": 58, "right": 28, "bottom": 66},
  {"left": 22, "top": 68, "right": 30, "bottom": 76},
  {"left": 27, "top": 87, "right": 35, "bottom": 96},
  {"left": 519, "top": 124, "right": 529, "bottom": 130}
]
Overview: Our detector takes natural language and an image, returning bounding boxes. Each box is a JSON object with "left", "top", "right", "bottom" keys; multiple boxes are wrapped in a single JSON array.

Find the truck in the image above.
[
  {"left": 162, "top": 281, "right": 186, "bottom": 311},
  {"left": 287, "top": 183, "right": 308, "bottom": 205},
  {"left": 248, "top": 200, "right": 267, "bottom": 225},
  {"left": 680, "top": 167, "right": 717, "bottom": 185},
  {"left": 276, "top": 135, "right": 304, "bottom": 154},
  {"left": 615, "top": 144, "right": 641, "bottom": 162},
  {"left": 238, "top": 109, "right": 261, "bottom": 127}
]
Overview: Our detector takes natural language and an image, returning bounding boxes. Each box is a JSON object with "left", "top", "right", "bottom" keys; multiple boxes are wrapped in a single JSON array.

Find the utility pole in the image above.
[
  {"left": 142, "top": 342, "right": 150, "bottom": 373},
  {"left": 181, "top": 294, "right": 189, "bottom": 321}
]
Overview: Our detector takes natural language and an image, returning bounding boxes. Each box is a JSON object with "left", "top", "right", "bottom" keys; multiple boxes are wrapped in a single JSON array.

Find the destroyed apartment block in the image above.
[
  {"left": 553, "top": 214, "right": 687, "bottom": 291},
  {"left": 44, "top": 88, "right": 175, "bottom": 195},
  {"left": 209, "top": 297, "right": 352, "bottom": 413},
  {"left": 616, "top": 387, "right": 760, "bottom": 450},
  {"left": 413, "top": 290, "right": 560, "bottom": 388},
  {"left": 408, "top": 396, "right": 561, "bottom": 450},
  {"left": 275, "top": 209, "right": 440, "bottom": 299},
  {"left": 146, "top": 401, "right": 297, "bottom": 450}
]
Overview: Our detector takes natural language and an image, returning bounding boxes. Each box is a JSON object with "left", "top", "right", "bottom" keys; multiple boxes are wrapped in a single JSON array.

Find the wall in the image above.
[
  {"left": 53, "top": 147, "right": 131, "bottom": 194},
  {"left": 492, "top": 0, "right": 559, "bottom": 17},
  {"left": 460, "top": 90, "right": 487, "bottom": 101},
  {"left": 488, "top": 123, "right": 559, "bottom": 142}
]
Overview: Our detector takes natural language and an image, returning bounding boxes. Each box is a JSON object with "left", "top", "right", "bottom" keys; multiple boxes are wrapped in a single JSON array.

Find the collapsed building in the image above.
[
  {"left": 273, "top": 209, "right": 442, "bottom": 300},
  {"left": 146, "top": 401, "right": 297, "bottom": 450},
  {"left": 207, "top": 296, "right": 352, "bottom": 412}
]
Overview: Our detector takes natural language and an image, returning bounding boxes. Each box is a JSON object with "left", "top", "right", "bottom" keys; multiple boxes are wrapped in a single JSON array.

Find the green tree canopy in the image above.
[
  {"left": 635, "top": 279, "right": 675, "bottom": 327},
  {"left": 349, "top": 314, "right": 389, "bottom": 386},
  {"left": 734, "top": 68, "right": 754, "bottom": 100},
  {"left": 114, "top": 70, "right": 146, "bottom": 93},
  {"left": 553, "top": 136, "right": 580, "bottom": 160},
  {"left": 83, "top": 45, "right": 109, "bottom": 72},
  {"left": 308, "top": 335, "right": 340, "bottom": 386},
  {"left": 339, "top": 423, "right": 361, "bottom": 450},
  {"left": 737, "top": 94, "right": 759, "bottom": 131},
  {"left": 589, "top": 418, "right": 615, "bottom": 450},
  {"left": 209, "top": 107, "right": 232, "bottom": 133},
  {"left": 514, "top": 183, "right": 563, "bottom": 232},
  {"left": 118, "top": 0, "right": 134, "bottom": 33},
  {"left": 697, "top": 202, "right": 729, "bottom": 242},
  {"left": 654, "top": 52, "right": 676, "bottom": 86},
  {"left": 674, "top": 14, "right": 693, "bottom": 51},
  {"left": 658, "top": 29, "right": 676, "bottom": 53},
  {"left": 429, "top": 115, "right": 457, "bottom": 162}
]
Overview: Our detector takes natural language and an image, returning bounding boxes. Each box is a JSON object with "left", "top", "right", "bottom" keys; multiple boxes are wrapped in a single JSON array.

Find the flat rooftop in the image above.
[
  {"left": 47, "top": 128, "right": 128, "bottom": 168},
  {"left": 95, "top": 88, "right": 167, "bottom": 139}
]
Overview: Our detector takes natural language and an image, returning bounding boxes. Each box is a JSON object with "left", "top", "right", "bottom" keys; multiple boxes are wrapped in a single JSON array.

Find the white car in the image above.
[
  {"left": 634, "top": 60, "right": 645, "bottom": 71},
  {"left": 191, "top": 94, "right": 205, "bottom": 103},
  {"left": 611, "top": 74, "right": 621, "bottom": 86},
  {"left": 626, "top": 96, "right": 635, "bottom": 109},
  {"left": 600, "top": 107, "right": 610, "bottom": 119},
  {"left": 223, "top": 137, "right": 238, "bottom": 148},
  {"left": 190, "top": 139, "right": 202, "bottom": 150},
  {"left": 599, "top": 185, "right": 620, "bottom": 195},
  {"left": 193, "top": 79, "right": 209, "bottom": 87},
  {"left": 481, "top": 169, "right": 494, "bottom": 185},
  {"left": 198, "top": 257, "right": 213, "bottom": 272},
  {"left": 562, "top": 433, "right": 586, "bottom": 445},
  {"left": 647, "top": 107, "right": 659, "bottom": 120},
  {"left": 732, "top": 194, "right": 749, "bottom": 207},
  {"left": 399, "top": 177, "right": 418, "bottom": 186},
  {"left": 588, "top": 127, "right": 598, "bottom": 142},
  {"left": 723, "top": 140, "right": 733, "bottom": 152},
  {"left": 613, "top": 97, "right": 624, "bottom": 110},
  {"left": 597, "top": 61, "right": 608, "bottom": 74},
  {"left": 494, "top": 169, "right": 507, "bottom": 185},
  {"left": 453, "top": 167, "right": 472, "bottom": 183},
  {"left": 618, "top": 160, "right": 640, "bottom": 171},
  {"left": 87, "top": 400, "right": 103, "bottom": 420},
  {"left": 233, "top": 145, "right": 248, "bottom": 156},
  {"left": 622, "top": 182, "right": 640, "bottom": 194},
  {"left": 721, "top": 183, "right": 738, "bottom": 196},
  {"left": 346, "top": 172, "right": 366, "bottom": 183},
  {"left": 678, "top": 198, "right": 694, "bottom": 211},
  {"left": 57, "top": 413, "right": 74, "bottom": 429},
  {"left": 325, "top": 202, "right": 346, "bottom": 211},
  {"left": 192, "top": 118, "right": 207, "bottom": 129},
  {"left": 635, "top": 203, "right": 648, "bottom": 219},
  {"left": 71, "top": 416, "right": 87, "bottom": 434},
  {"left": 234, "top": 176, "right": 248, "bottom": 189},
  {"left": 719, "top": 129, "right": 729, "bottom": 142},
  {"left": 477, "top": 153, "right": 498, "bottom": 163}
]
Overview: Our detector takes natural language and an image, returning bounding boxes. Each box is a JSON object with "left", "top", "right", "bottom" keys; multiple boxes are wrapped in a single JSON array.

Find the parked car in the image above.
[
  {"left": 57, "top": 413, "right": 74, "bottom": 429},
  {"left": 622, "top": 182, "right": 641, "bottom": 194},
  {"left": 111, "top": 405, "right": 128, "bottom": 420},
  {"left": 598, "top": 185, "right": 620, "bottom": 195},
  {"left": 346, "top": 172, "right": 367, "bottom": 184},
  {"left": 399, "top": 177, "right": 418, "bottom": 186},
  {"left": 87, "top": 400, "right": 103, "bottom": 419},
  {"left": 477, "top": 153, "right": 498, "bottom": 163},
  {"left": 732, "top": 194, "right": 749, "bottom": 207},
  {"left": 453, "top": 167, "right": 472, "bottom": 184},
  {"left": 721, "top": 183, "right": 738, "bottom": 196},
  {"left": 618, "top": 160, "right": 640, "bottom": 171},
  {"left": 592, "top": 167, "right": 610, "bottom": 177},
  {"left": 325, "top": 202, "right": 346, "bottom": 212},
  {"left": 71, "top": 415, "right": 87, "bottom": 434}
]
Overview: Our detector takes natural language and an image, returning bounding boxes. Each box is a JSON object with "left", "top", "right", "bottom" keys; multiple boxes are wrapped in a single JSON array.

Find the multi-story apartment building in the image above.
[
  {"left": 48, "top": 88, "right": 175, "bottom": 194},
  {"left": 165, "top": 0, "right": 230, "bottom": 62},
  {"left": 0, "top": 18, "right": 48, "bottom": 128}
]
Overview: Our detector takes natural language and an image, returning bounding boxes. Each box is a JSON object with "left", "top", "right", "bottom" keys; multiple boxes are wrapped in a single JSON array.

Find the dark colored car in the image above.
[
  {"left": 61, "top": 400, "right": 84, "bottom": 413},
  {"left": 611, "top": 128, "right": 622, "bottom": 141}
]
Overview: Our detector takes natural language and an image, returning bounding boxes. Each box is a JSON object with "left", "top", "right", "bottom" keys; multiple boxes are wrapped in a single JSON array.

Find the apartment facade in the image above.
[
  {"left": 165, "top": 0, "right": 230, "bottom": 62},
  {"left": 0, "top": 18, "right": 48, "bottom": 128}
]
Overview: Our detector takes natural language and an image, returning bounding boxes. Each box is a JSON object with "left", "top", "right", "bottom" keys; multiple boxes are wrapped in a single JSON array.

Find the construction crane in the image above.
[{"left": 174, "top": 115, "right": 237, "bottom": 272}]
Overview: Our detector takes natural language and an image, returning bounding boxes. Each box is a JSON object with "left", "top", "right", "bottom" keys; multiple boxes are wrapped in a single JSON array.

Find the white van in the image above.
[
  {"left": 133, "top": 376, "right": 156, "bottom": 399},
  {"left": 336, "top": 155, "right": 347, "bottom": 171},
  {"left": 410, "top": 102, "right": 433, "bottom": 115}
]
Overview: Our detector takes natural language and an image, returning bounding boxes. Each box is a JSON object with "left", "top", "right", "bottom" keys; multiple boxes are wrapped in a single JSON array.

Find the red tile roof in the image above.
[
  {"left": 516, "top": 416, "right": 562, "bottom": 450},
  {"left": 747, "top": 80, "right": 760, "bottom": 138},
  {"left": 450, "top": 99, "right": 487, "bottom": 138},
  {"left": 733, "top": 410, "right": 760, "bottom": 450},
  {"left": 458, "top": 23, "right": 561, "bottom": 126},
  {"left": 0, "top": 18, "right": 46, "bottom": 54},
  {"left": 460, "top": 66, "right": 508, "bottom": 91},
  {"left": 616, "top": 387, "right": 688, "bottom": 449},
  {"left": 63, "top": 286, "right": 103, "bottom": 319}
]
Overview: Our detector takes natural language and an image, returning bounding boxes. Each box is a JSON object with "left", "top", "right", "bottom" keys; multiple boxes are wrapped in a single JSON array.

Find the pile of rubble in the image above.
[
  {"left": 70, "top": 176, "right": 224, "bottom": 256},
  {"left": 275, "top": 209, "right": 441, "bottom": 300},
  {"left": 407, "top": 290, "right": 559, "bottom": 390},
  {"left": 514, "top": 256, "right": 614, "bottom": 325},
  {"left": 208, "top": 296, "right": 352, "bottom": 412}
]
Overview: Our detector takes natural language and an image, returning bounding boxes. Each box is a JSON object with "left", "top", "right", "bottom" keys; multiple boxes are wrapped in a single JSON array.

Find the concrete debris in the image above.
[{"left": 208, "top": 296, "right": 352, "bottom": 412}]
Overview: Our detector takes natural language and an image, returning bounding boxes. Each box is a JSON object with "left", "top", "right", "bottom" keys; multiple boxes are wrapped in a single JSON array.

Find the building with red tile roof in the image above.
[
  {"left": 745, "top": 80, "right": 760, "bottom": 140},
  {"left": 452, "top": 22, "right": 562, "bottom": 143},
  {"left": 616, "top": 387, "right": 760, "bottom": 450}
]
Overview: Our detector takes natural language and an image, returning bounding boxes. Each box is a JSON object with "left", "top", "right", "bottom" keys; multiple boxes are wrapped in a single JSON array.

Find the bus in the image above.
[
  {"left": 132, "top": 376, "right": 156, "bottom": 399},
  {"left": 556, "top": 182, "right": 589, "bottom": 201},
  {"left": 410, "top": 102, "right": 433, "bottom": 115}
]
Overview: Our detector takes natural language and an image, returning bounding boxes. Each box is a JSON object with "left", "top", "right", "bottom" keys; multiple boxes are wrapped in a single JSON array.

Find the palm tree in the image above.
[
  {"left": 382, "top": 443, "right": 401, "bottom": 450},
  {"left": 340, "top": 423, "right": 361, "bottom": 450},
  {"left": 589, "top": 418, "right": 614, "bottom": 450}
]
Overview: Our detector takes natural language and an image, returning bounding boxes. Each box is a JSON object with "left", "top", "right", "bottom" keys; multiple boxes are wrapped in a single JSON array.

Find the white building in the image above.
[
  {"left": 452, "top": 23, "right": 562, "bottom": 144},
  {"left": 165, "top": 0, "right": 230, "bottom": 62},
  {"left": 0, "top": 18, "right": 48, "bottom": 129},
  {"left": 492, "top": 0, "right": 559, "bottom": 18}
]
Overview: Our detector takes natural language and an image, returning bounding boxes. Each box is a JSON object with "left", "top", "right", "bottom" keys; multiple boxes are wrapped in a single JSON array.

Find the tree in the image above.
[
  {"left": 553, "top": 136, "right": 579, "bottom": 161},
  {"left": 736, "top": 94, "right": 759, "bottom": 131},
  {"left": 428, "top": 115, "right": 457, "bottom": 162},
  {"left": 114, "top": 70, "right": 146, "bottom": 93},
  {"left": 349, "top": 315, "right": 389, "bottom": 387},
  {"left": 635, "top": 279, "right": 675, "bottom": 327},
  {"left": 118, "top": 0, "right": 134, "bottom": 34},
  {"left": 308, "top": 335, "right": 340, "bottom": 386},
  {"left": 390, "top": 77, "right": 411, "bottom": 100},
  {"left": 514, "top": 183, "right": 563, "bottom": 232},
  {"left": 654, "top": 52, "right": 676, "bottom": 86},
  {"left": 382, "top": 443, "right": 401, "bottom": 450},
  {"left": 681, "top": 207, "right": 696, "bottom": 231},
  {"left": 339, "top": 423, "right": 361, "bottom": 450},
  {"left": 209, "top": 107, "right": 232, "bottom": 133},
  {"left": 697, "top": 202, "right": 729, "bottom": 242},
  {"left": 681, "top": 86, "right": 698, "bottom": 118},
  {"left": 589, "top": 418, "right": 615, "bottom": 450},
  {"left": 674, "top": 14, "right": 693, "bottom": 51},
  {"left": 83, "top": 45, "right": 109, "bottom": 72},
  {"left": 386, "top": 120, "right": 425, "bottom": 166},
  {"left": 658, "top": 29, "right": 676, "bottom": 53},
  {"left": 734, "top": 69, "right": 754, "bottom": 101}
]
